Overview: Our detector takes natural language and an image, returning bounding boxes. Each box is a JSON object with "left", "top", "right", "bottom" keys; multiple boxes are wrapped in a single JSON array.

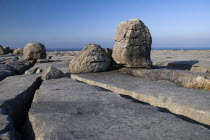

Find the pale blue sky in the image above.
[{"left": 0, "top": 0, "right": 210, "bottom": 49}]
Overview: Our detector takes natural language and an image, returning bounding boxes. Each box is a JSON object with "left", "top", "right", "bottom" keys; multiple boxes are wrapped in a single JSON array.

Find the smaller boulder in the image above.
[
  {"left": 13, "top": 48, "right": 23, "bottom": 55},
  {"left": 41, "top": 66, "right": 65, "bottom": 80},
  {"left": 68, "top": 44, "right": 112, "bottom": 73},
  {"left": 23, "top": 42, "right": 46, "bottom": 60},
  {"left": 0, "top": 45, "right": 4, "bottom": 55},
  {"left": 3, "top": 47, "right": 11, "bottom": 54}
]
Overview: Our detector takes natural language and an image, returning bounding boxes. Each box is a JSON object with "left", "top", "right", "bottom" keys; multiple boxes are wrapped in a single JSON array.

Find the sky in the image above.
[{"left": 0, "top": 0, "right": 210, "bottom": 49}]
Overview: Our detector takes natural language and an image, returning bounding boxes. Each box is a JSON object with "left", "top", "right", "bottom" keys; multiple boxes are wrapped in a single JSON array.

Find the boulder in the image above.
[
  {"left": 68, "top": 44, "right": 112, "bottom": 73},
  {"left": 13, "top": 48, "right": 23, "bottom": 55},
  {"left": 0, "top": 45, "right": 4, "bottom": 55},
  {"left": 112, "top": 19, "right": 152, "bottom": 68},
  {"left": 105, "top": 48, "right": 112, "bottom": 56},
  {"left": 42, "top": 66, "right": 65, "bottom": 80},
  {"left": 3, "top": 47, "right": 10, "bottom": 54},
  {"left": 23, "top": 42, "right": 46, "bottom": 60}
]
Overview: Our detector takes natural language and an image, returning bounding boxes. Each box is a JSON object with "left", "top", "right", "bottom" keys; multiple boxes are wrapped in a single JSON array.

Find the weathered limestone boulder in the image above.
[
  {"left": 13, "top": 48, "right": 23, "bottom": 55},
  {"left": 0, "top": 45, "right": 4, "bottom": 55},
  {"left": 3, "top": 47, "right": 10, "bottom": 54},
  {"left": 23, "top": 42, "right": 46, "bottom": 60},
  {"left": 112, "top": 19, "right": 152, "bottom": 68},
  {"left": 68, "top": 44, "right": 112, "bottom": 73},
  {"left": 42, "top": 66, "right": 65, "bottom": 80}
]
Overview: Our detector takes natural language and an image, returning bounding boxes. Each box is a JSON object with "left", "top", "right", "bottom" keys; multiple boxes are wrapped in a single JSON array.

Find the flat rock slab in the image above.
[
  {"left": 28, "top": 78, "right": 210, "bottom": 140},
  {"left": 0, "top": 64, "right": 17, "bottom": 81},
  {"left": 6, "top": 60, "right": 35, "bottom": 74},
  {"left": 71, "top": 71, "right": 210, "bottom": 126},
  {"left": 0, "top": 74, "right": 41, "bottom": 139},
  {"left": 120, "top": 68, "right": 210, "bottom": 91},
  {"left": 0, "top": 55, "right": 18, "bottom": 64},
  {"left": 151, "top": 50, "right": 210, "bottom": 73}
]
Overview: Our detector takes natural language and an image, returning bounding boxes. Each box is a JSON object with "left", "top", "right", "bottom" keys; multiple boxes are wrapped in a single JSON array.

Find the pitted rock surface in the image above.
[{"left": 112, "top": 19, "right": 152, "bottom": 68}]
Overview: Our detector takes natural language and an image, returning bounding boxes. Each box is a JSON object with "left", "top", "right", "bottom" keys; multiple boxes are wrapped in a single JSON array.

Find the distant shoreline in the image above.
[{"left": 46, "top": 48, "right": 210, "bottom": 52}]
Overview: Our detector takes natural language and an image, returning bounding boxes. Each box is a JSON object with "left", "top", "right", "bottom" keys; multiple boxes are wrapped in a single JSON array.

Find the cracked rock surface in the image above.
[
  {"left": 120, "top": 68, "right": 210, "bottom": 91},
  {"left": 28, "top": 78, "right": 210, "bottom": 140},
  {"left": 0, "top": 74, "right": 41, "bottom": 140},
  {"left": 112, "top": 19, "right": 152, "bottom": 68},
  {"left": 71, "top": 71, "right": 210, "bottom": 126}
]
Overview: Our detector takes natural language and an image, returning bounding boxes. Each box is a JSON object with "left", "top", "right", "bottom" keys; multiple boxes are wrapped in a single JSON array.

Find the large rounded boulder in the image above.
[
  {"left": 112, "top": 19, "right": 152, "bottom": 68},
  {"left": 0, "top": 45, "right": 4, "bottom": 55},
  {"left": 23, "top": 42, "right": 46, "bottom": 60},
  {"left": 68, "top": 44, "right": 112, "bottom": 73}
]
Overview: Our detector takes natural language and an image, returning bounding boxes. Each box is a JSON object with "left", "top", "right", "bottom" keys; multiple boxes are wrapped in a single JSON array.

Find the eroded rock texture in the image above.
[
  {"left": 0, "top": 45, "right": 4, "bottom": 55},
  {"left": 23, "top": 42, "right": 46, "bottom": 60},
  {"left": 112, "top": 19, "right": 152, "bottom": 68},
  {"left": 13, "top": 48, "right": 23, "bottom": 55},
  {"left": 68, "top": 44, "right": 112, "bottom": 73}
]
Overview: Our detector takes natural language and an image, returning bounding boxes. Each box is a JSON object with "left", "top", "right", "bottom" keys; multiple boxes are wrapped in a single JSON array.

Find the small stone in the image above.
[
  {"left": 42, "top": 66, "right": 65, "bottom": 80},
  {"left": 36, "top": 68, "right": 43, "bottom": 73},
  {"left": 23, "top": 42, "right": 46, "bottom": 60},
  {"left": 13, "top": 48, "right": 23, "bottom": 55},
  {"left": 68, "top": 44, "right": 112, "bottom": 73}
]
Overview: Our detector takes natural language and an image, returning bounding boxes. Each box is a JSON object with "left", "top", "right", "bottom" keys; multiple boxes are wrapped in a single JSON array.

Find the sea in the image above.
[{"left": 46, "top": 47, "right": 210, "bottom": 52}]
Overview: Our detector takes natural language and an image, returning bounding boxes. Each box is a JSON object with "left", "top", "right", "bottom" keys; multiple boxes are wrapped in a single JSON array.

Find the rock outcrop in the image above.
[
  {"left": 41, "top": 66, "right": 65, "bottom": 80},
  {"left": 68, "top": 44, "right": 112, "bottom": 73},
  {"left": 23, "top": 42, "right": 46, "bottom": 60},
  {"left": 13, "top": 48, "right": 23, "bottom": 55},
  {"left": 112, "top": 19, "right": 152, "bottom": 68},
  {"left": 0, "top": 45, "right": 4, "bottom": 55}
]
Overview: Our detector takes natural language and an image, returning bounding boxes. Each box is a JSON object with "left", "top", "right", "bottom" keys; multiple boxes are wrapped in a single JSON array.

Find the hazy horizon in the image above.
[{"left": 1, "top": 0, "right": 210, "bottom": 49}]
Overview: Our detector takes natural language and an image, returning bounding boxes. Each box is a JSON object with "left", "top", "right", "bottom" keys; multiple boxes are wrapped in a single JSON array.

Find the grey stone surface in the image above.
[
  {"left": 23, "top": 42, "right": 46, "bottom": 60},
  {"left": 0, "top": 45, "right": 4, "bottom": 55},
  {"left": 112, "top": 19, "right": 152, "bottom": 68},
  {"left": 68, "top": 44, "right": 112, "bottom": 73},
  {"left": 0, "top": 64, "right": 17, "bottom": 81},
  {"left": 0, "top": 74, "right": 41, "bottom": 140},
  {"left": 120, "top": 68, "right": 210, "bottom": 91},
  {"left": 71, "top": 71, "right": 210, "bottom": 126},
  {"left": 25, "top": 61, "right": 69, "bottom": 74},
  {"left": 151, "top": 50, "right": 210, "bottom": 73},
  {"left": 41, "top": 66, "right": 65, "bottom": 80},
  {"left": 13, "top": 48, "right": 23, "bottom": 55},
  {"left": 6, "top": 60, "right": 35, "bottom": 74},
  {"left": 28, "top": 78, "right": 210, "bottom": 140},
  {"left": 0, "top": 55, "right": 19, "bottom": 64}
]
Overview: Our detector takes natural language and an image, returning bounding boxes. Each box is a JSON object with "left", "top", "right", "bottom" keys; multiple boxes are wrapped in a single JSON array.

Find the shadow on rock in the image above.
[{"left": 167, "top": 60, "right": 199, "bottom": 70}]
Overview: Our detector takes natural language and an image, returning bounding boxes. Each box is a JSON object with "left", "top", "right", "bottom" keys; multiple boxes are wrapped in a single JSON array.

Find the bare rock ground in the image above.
[
  {"left": 27, "top": 78, "right": 210, "bottom": 140},
  {"left": 0, "top": 50, "right": 210, "bottom": 139},
  {"left": 152, "top": 50, "right": 210, "bottom": 73}
]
